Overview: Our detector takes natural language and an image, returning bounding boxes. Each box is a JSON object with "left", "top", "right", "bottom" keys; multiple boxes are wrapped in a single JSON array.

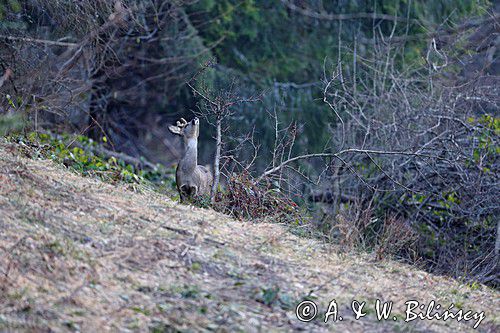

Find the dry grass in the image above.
[{"left": 0, "top": 139, "right": 498, "bottom": 332}]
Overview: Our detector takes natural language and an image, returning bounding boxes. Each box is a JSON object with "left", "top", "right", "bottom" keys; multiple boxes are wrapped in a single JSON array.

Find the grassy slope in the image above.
[{"left": 0, "top": 139, "right": 498, "bottom": 333}]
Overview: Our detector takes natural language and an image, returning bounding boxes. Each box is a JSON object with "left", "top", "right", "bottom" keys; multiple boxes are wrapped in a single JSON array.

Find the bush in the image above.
[
  {"left": 333, "top": 201, "right": 417, "bottom": 261},
  {"left": 214, "top": 172, "right": 304, "bottom": 224}
]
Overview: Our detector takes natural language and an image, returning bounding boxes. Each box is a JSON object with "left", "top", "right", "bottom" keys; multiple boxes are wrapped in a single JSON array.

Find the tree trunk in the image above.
[
  {"left": 210, "top": 116, "right": 221, "bottom": 203},
  {"left": 496, "top": 220, "right": 500, "bottom": 258}
]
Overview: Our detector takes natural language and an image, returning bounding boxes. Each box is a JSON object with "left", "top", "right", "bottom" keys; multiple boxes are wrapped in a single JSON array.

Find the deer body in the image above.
[{"left": 169, "top": 118, "right": 213, "bottom": 201}]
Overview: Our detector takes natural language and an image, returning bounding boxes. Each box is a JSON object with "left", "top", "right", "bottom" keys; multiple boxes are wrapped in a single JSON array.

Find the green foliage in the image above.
[
  {"left": 179, "top": 285, "right": 200, "bottom": 299},
  {"left": 0, "top": 0, "right": 21, "bottom": 19},
  {"left": 255, "top": 286, "right": 293, "bottom": 310},
  {"left": 467, "top": 114, "right": 499, "bottom": 171},
  {"left": 8, "top": 132, "right": 176, "bottom": 191},
  {"left": 130, "top": 306, "right": 151, "bottom": 316},
  {"left": 412, "top": 0, "right": 490, "bottom": 24},
  {"left": 188, "top": 0, "right": 491, "bottom": 162},
  {"left": 190, "top": 0, "right": 489, "bottom": 81},
  {"left": 186, "top": 194, "right": 212, "bottom": 209},
  {"left": 0, "top": 113, "right": 25, "bottom": 136},
  {"left": 189, "top": 0, "right": 327, "bottom": 81},
  {"left": 0, "top": 0, "right": 26, "bottom": 29}
]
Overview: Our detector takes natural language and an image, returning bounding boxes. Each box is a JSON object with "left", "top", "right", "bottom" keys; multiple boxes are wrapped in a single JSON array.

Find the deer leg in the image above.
[{"left": 179, "top": 185, "right": 190, "bottom": 203}]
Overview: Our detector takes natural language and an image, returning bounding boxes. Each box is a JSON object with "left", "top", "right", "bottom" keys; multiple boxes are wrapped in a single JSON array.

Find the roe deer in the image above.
[{"left": 168, "top": 117, "right": 213, "bottom": 202}]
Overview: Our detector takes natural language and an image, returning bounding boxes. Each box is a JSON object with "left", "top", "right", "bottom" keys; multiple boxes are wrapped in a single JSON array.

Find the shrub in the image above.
[{"left": 213, "top": 172, "right": 304, "bottom": 224}]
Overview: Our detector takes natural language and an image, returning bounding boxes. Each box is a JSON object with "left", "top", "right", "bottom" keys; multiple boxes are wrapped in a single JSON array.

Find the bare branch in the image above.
[
  {"left": 0, "top": 35, "right": 78, "bottom": 47},
  {"left": 259, "top": 148, "right": 447, "bottom": 180}
]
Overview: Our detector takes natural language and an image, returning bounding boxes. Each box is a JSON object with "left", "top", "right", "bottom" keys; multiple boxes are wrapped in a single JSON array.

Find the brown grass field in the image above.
[{"left": 0, "top": 139, "right": 498, "bottom": 332}]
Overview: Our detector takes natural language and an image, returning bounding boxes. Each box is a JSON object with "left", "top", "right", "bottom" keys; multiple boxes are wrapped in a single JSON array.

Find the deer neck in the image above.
[{"left": 179, "top": 138, "right": 198, "bottom": 172}]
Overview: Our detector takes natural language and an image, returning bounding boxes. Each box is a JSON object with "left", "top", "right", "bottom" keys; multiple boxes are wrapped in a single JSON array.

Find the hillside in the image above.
[{"left": 0, "top": 139, "right": 498, "bottom": 332}]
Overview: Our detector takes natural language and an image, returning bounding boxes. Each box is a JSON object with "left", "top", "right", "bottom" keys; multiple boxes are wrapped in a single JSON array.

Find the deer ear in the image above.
[{"left": 168, "top": 125, "right": 182, "bottom": 135}]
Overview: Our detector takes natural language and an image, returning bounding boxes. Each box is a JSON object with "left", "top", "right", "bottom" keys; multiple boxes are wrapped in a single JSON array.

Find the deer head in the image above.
[{"left": 168, "top": 117, "right": 199, "bottom": 141}]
